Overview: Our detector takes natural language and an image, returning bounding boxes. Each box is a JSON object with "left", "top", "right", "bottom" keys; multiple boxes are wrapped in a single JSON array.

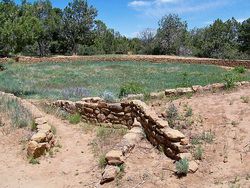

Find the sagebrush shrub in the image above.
[
  {"left": 193, "top": 145, "right": 203, "bottom": 160},
  {"left": 119, "top": 82, "right": 145, "bottom": 98},
  {"left": 234, "top": 66, "right": 246, "bottom": 74},
  {"left": 224, "top": 72, "right": 239, "bottom": 89},
  {"left": 0, "top": 95, "right": 33, "bottom": 128},
  {"left": 101, "top": 91, "right": 117, "bottom": 103},
  {"left": 166, "top": 103, "right": 179, "bottom": 128},
  {"left": 176, "top": 158, "right": 189, "bottom": 176},
  {"left": 61, "top": 87, "right": 91, "bottom": 100}
]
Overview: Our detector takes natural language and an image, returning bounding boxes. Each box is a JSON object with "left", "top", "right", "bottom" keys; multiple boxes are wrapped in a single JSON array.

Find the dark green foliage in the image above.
[
  {"left": 68, "top": 113, "right": 81, "bottom": 124},
  {"left": 0, "top": 0, "right": 249, "bottom": 59},
  {"left": 233, "top": 66, "right": 246, "bottom": 74},
  {"left": 224, "top": 71, "right": 238, "bottom": 89},
  {"left": 239, "top": 18, "right": 250, "bottom": 55},
  {"left": 119, "top": 82, "right": 145, "bottom": 98}
]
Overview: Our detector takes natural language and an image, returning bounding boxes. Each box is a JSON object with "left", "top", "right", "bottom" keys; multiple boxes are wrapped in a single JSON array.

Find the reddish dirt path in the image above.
[{"left": 0, "top": 111, "right": 101, "bottom": 188}]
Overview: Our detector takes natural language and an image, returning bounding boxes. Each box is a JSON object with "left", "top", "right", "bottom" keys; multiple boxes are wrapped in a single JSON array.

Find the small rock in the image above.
[
  {"left": 180, "top": 138, "right": 189, "bottom": 145},
  {"left": 176, "top": 87, "right": 193, "bottom": 95},
  {"left": 100, "top": 165, "right": 120, "bottom": 185},
  {"left": 165, "top": 89, "right": 177, "bottom": 95},
  {"left": 163, "top": 128, "right": 185, "bottom": 141},
  {"left": 31, "top": 132, "right": 47, "bottom": 143},
  {"left": 97, "top": 114, "right": 106, "bottom": 122},
  {"left": 27, "top": 141, "right": 47, "bottom": 158},
  {"left": 105, "top": 150, "right": 124, "bottom": 165},
  {"left": 35, "top": 118, "right": 47, "bottom": 125},
  {"left": 37, "top": 124, "right": 51, "bottom": 133},
  {"left": 189, "top": 161, "right": 199, "bottom": 173},
  {"left": 178, "top": 153, "right": 192, "bottom": 160}
]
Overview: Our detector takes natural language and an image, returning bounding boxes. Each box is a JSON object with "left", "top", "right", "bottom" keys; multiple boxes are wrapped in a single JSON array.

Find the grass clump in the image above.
[
  {"left": 191, "top": 131, "right": 215, "bottom": 145},
  {"left": 68, "top": 113, "right": 81, "bottom": 124},
  {"left": 29, "top": 157, "right": 40, "bottom": 165},
  {"left": 119, "top": 82, "right": 145, "bottom": 98},
  {"left": 240, "top": 96, "right": 249, "bottom": 103},
  {"left": 224, "top": 72, "right": 239, "bottom": 89},
  {"left": 185, "top": 107, "right": 193, "bottom": 117},
  {"left": 98, "top": 154, "right": 107, "bottom": 169},
  {"left": 51, "top": 125, "right": 57, "bottom": 135},
  {"left": 233, "top": 66, "right": 246, "bottom": 74},
  {"left": 201, "top": 131, "right": 215, "bottom": 143},
  {"left": 175, "top": 158, "right": 189, "bottom": 176},
  {"left": 101, "top": 91, "right": 117, "bottom": 103},
  {"left": 166, "top": 103, "right": 179, "bottom": 128},
  {"left": 30, "top": 120, "right": 37, "bottom": 131},
  {"left": 193, "top": 145, "right": 203, "bottom": 160},
  {"left": 0, "top": 95, "right": 34, "bottom": 128}
]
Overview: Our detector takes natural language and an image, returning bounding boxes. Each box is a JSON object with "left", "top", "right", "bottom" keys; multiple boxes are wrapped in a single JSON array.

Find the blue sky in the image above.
[{"left": 16, "top": 0, "right": 250, "bottom": 37}]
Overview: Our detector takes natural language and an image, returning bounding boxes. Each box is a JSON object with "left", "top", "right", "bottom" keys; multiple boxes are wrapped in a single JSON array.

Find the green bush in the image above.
[
  {"left": 166, "top": 103, "right": 179, "bottom": 128},
  {"left": 0, "top": 64, "right": 6, "bottom": 71},
  {"left": 176, "top": 158, "right": 189, "bottom": 176},
  {"left": 119, "top": 82, "right": 145, "bottom": 98},
  {"left": 234, "top": 66, "right": 246, "bottom": 74},
  {"left": 68, "top": 113, "right": 81, "bottom": 124},
  {"left": 98, "top": 154, "right": 107, "bottom": 169},
  {"left": 224, "top": 72, "right": 238, "bottom": 89},
  {"left": 193, "top": 145, "right": 203, "bottom": 160},
  {"left": 185, "top": 107, "right": 193, "bottom": 117}
]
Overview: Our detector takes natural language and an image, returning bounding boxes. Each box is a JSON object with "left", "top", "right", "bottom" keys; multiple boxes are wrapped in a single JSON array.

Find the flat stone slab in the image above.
[{"left": 105, "top": 150, "right": 124, "bottom": 165}]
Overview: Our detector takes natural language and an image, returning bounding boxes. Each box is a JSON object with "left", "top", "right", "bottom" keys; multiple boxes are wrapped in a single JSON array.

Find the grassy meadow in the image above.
[{"left": 0, "top": 61, "right": 249, "bottom": 100}]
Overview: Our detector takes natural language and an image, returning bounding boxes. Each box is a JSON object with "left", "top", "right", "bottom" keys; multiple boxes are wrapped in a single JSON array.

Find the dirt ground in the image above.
[{"left": 0, "top": 87, "right": 250, "bottom": 188}]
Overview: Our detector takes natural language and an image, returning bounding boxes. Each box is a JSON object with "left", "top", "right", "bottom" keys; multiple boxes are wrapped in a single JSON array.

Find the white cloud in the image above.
[
  {"left": 128, "top": 1, "right": 151, "bottom": 8},
  {"left": 128, "top": 0, "right": 229, "bottom": 18}
]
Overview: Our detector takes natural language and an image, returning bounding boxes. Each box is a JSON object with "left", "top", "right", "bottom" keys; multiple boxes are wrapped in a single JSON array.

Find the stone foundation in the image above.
[{"left": 54, "top": 99, "right": 189, "bottom": 160}]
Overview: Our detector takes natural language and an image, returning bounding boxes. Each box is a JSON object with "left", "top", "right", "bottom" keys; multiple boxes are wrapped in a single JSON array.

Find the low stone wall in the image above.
[
  {"left": 101, "top": 127, "right": 144, "bottom": 184},
  {"left": 27, "top": 118, "right": 56, "bottom": 158},
  {"left": 0, "top": 91, "right": 55, "bottom": 158},
  {"left": 1, "top": 55, "right": 250, "bottom": 68},
  {"left": 54, "top": 98, "right": 189, "bottom": 160},
  {"left": 54, "top": 97, "right": 135, "bottom": 128},
  {"left": 147, "top": 81, "right": 250, "bottom": 99}
]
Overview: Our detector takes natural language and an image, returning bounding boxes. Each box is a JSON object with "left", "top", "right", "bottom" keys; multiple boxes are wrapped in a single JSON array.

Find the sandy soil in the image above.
[
  {"left": 0, "top": 112, "right": 102, "bottom": 188},
  {"left": 0, "top": 87, "right": 250, "bottom": 188}
]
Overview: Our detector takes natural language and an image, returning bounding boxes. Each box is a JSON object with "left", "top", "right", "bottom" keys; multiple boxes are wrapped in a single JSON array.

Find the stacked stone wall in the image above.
[{"left": 54, "top": 98, "right": 189, "bottom": 159}]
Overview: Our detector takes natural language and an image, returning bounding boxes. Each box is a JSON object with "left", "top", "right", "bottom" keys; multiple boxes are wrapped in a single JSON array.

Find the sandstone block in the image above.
[
  {"left": 31, "top": 132, "right": 47, "bottom": 143},
  {"left": 165, "top": 89, "right": 177, "bottom": 95},
  {"left": 105, "top": 150, "right": 124, "bottom": 165},
  {"left": 163, "top": 128, "right": 185, "bottom": 142},
  {"left": 189, "top": 161, "right": 199, "bottom": 173},
  {"left": 35, "top": 118, "right": 47, "bottom": 125},
  {"left": 100, "top": 165, "right": 120, "bottom": 185},
  {"left": 108, "top": 103, "right": 123, "bottom": 112},
  {"left": 27, "top": 141, "right": 47, "bottom": 158}
]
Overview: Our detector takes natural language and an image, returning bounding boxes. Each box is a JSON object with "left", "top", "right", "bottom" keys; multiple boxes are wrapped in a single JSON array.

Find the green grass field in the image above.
[{"left": 0, "top": 61, "right": 249, "bottom": 100}]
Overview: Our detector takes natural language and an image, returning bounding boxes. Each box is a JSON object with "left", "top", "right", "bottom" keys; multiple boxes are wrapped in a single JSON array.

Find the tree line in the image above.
[{"left": 0, "top": 0, "right": 249, "bottom": 59}]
